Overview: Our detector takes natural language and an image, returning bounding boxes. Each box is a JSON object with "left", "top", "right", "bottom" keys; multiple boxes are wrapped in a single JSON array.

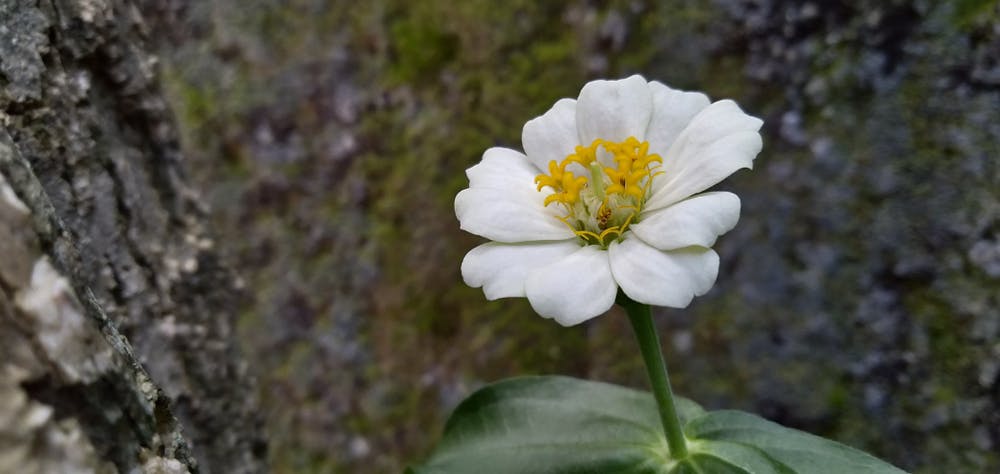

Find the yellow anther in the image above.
[
  {"left": 597, "top": 203, "right": 612, "bottom": 229},
  {"left": 534, "top": 136, "right": 661, "bottom": 248},
  {"left": 561, "top": 173, "right": 587, "bottom": 204}
]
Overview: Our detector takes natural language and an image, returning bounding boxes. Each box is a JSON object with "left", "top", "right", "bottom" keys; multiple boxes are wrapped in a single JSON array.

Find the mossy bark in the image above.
[{"left": 0, "top": 0, "right": 265, "bottom": 472}]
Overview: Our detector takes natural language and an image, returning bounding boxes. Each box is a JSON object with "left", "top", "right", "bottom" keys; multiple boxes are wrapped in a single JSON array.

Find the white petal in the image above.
[
  {"left": 462, "top": 241, "right": 580, "bottom": 299},
  {"left": 522, "top": 99, "right": 579, "bottom": 173},
  {"left": 455, "top": 187, "right": 574, "bottom": 242},
  {"left": 644, "top": 81, "right": 711, "bottom": 156},
  {"left": 609, "top": 238, "right": 719, "bottom": 308},
  {"left": 576, "top": 75, "right": 653, "bottom": 145},
  {"left": 645, "top": 100, "right": 763, "bottom": 211},
  {"left": 525, "top": 246, "right": 617, "bottom": 326},
  {"left": 631, "top": 192, "right": 741, "bottom": 250},
  {"left": 457, "top": 147, "right": 574, "bottom": 242},
  {"left": 466, "top": 147, "right": 542, "bottom": 191}
]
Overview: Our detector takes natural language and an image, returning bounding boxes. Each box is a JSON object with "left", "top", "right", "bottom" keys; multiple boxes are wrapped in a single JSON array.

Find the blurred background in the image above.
[{"left": 140, "top": 0, "right": 997, "bottom": 472}]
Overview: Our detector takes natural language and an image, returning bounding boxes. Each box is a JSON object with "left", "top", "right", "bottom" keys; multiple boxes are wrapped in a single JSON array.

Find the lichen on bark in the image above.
[{"left": 1, "top": 0, "right": 265, "bottom": 472}]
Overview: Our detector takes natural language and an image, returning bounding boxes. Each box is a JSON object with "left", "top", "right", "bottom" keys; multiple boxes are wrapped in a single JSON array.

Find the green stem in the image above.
[{"left": 618, "top": 292, "right": 689, "bottom": 459}]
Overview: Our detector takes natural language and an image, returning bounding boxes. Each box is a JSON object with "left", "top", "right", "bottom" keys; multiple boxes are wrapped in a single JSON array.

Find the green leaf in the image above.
[
  {"left": 409, "top": 376, "right": 908, "bottom": 474},
  {"left": 409, "top": 376, "right": 703, "bottom": 474},
  {"left": 685, "top": 441, "right": 792, "bottom": 474},
  {"left": 685, "top": 411, "right": 908, "bottom": 474}
]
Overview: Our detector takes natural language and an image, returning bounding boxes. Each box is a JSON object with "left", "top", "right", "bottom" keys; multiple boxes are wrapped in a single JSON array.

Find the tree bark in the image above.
[{"left": 0, "top": 0, "right": 265, "bottom": 472}]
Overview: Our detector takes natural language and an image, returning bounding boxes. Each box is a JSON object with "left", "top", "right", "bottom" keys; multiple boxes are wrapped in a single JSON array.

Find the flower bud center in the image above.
[{"left": 534, "top": 136, "right": 662, "bottom": 248}]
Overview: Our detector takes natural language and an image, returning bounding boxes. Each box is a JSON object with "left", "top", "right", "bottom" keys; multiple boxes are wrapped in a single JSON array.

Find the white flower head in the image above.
[{"left": 456, "top": 75, "right": 762, "bottom": 326}]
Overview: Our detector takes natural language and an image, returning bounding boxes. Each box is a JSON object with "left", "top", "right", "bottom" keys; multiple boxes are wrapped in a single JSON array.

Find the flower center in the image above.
[{"left": 535, "top": 136, "right": 662, "bottom": 248}]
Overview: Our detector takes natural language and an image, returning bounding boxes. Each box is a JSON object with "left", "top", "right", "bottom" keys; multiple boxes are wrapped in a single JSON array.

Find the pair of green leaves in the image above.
[{"left": 408, "top": 376, "right": 907, "bottom": 474}]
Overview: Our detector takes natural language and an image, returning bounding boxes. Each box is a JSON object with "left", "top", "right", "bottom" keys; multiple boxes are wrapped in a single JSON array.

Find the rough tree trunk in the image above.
[{"left": 0, "top": 0, "right": 265, "bottom": 472}]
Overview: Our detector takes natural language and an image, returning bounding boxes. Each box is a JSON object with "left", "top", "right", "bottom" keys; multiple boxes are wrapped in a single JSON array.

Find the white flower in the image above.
[{"left": 456, "top": 75, "right": 762, "bottom": 326}]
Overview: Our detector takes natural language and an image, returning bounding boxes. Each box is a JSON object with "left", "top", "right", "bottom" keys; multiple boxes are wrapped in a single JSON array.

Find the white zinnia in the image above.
[{"left": 456, "top": 75, "right": 763, "bottom": 326}]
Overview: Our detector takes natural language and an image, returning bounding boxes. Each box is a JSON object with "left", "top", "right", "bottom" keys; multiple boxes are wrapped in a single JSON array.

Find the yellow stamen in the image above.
[{"left": 534, "top": 136, "right": 661, "bottom": 248}]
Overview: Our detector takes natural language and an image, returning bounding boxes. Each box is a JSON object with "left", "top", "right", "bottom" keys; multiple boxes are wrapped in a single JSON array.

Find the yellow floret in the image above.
[{"left": 534, "top": 136, "right": 662, "bottom": 248}]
